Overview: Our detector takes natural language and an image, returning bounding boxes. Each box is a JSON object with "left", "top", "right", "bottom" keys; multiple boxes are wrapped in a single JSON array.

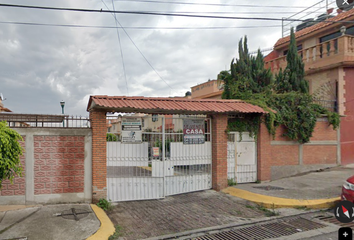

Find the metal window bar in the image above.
[{"left": 313, "top": 99, "right": 338, "bottom": 112}]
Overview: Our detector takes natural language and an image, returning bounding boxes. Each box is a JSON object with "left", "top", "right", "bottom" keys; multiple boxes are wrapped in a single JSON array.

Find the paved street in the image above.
[{"left": 108, "top": 190, "right": 270, "bottom": 240}]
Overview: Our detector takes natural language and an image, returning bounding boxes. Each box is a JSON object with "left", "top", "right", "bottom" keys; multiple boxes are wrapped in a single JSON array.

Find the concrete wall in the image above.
[
  {"left": 258, "top": 118, "right": 339, "bottom": 181},
  {"left": 0, "top": 128, "right": 92, "bottom": 205},
  {"left": 191, "top": 80, "right": 221, "bottom": 99}
]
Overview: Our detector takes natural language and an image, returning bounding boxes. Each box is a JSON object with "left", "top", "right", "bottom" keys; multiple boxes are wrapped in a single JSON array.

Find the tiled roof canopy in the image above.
[
  {"left": 87, "top": 95, "right": 268, "bottom": 115},
  {"left": 275, "top": 8, "right": 354, "bottom": 48},
  {"left": 0, "top": 106, "right": 12, "bottom": 112}
]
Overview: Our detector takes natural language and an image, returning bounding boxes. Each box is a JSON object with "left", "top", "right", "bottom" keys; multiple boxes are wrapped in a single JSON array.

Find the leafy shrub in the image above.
[
  {"left": 97, "top": 198, "right": 112, "bottom": 211},
  {"left": 228, "top": 178, "right": 237, "bottom": 186},
  {"left": 0, "top": 121, "right": 23, "bottom": 188},
  {"left": 106, "top": 133, "right": 118, "bottom": 142}
]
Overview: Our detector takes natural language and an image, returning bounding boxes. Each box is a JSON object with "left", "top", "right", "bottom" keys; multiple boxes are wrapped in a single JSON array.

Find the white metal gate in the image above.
[
  {"left": 227, "top": 132, "right": 257, "bottom": 183},
  {"left": 107, "top": 115, "right": 212, "bottom": 202}
]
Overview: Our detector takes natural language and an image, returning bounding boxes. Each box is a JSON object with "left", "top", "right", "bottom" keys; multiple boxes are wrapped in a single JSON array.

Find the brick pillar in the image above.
[
  {"left": 211, "top": 114, "right": 228, "bottom": 191},
  {"left": 90, "top": 110, "right": 107, "bottom": 203},
  {"left": 257, "top": 122, "right": 272, "bottom": 181}
]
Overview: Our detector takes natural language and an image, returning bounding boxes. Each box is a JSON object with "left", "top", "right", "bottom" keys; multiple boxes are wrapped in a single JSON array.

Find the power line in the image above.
[
  {"left": 101, "top": 1, "right": 173, "bottom": 90},
  {"left": 0, "top": 3, "right": 326, "bottom": 22},
  {"left": 0, "top": 3, "right": 353, "bottom": 24},
  {"left": 0, "top": 20, "right": 282, "bottom": 29},
  {"left": 107, "top": 0, "right": 129, "bottom": 95},
  {"left": 113, "top": 0, "right": 311, "bottom": 8},
  {"left": 124, "top": 11, "right": 330, "bottom": 15}
]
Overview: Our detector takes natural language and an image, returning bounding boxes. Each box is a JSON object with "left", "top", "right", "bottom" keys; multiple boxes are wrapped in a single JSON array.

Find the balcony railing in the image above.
[
  {"left": 0, "top": 113, "right": 90, "bottom": 128},
  {"left": 265, "top": 35, "right": 354, "bottom": 73}
]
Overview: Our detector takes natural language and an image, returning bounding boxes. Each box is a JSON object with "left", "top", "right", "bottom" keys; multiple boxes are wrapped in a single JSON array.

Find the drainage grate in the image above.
[
  {"left": 189, "top": 216, "right": 325, "bottom": 240},
  {"left": 314, "top": 215, "right": 354, "bottom": 228},
  {"left": 253, "top": 186, "right": 285, "bottom": 191},
  {"left": 60, "top": 208, "right": 91, "bottom": 221}
]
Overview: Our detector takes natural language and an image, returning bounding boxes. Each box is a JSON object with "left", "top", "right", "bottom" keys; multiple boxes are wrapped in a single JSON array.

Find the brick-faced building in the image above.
[{"left": 264, "top": 8, "right": 354, "bottom": 165}]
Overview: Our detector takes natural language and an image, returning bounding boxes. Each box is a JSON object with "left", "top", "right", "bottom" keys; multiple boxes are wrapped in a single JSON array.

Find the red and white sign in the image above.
[{"left": 152, "top": 147, "right": 160, "bottom": 157}]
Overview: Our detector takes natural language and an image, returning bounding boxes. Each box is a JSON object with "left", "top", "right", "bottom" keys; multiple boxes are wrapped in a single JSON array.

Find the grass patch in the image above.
[
  {"left": 257, "top": 204, "right": 279, "bottom": 217},
  {"left": 108, "top": 225, "right": 123, "bottom": 240},
  {"left": 228, "top": 178, "right": 237, "bottom": 186},
  {"left": 246, "top": 204, "right": 256, "bottom": 210},
  {"left": 246, "top": 203, "right": 279, "bottom": 217},
  {"left": 293, "top": 205, "right": 310, "bottom": 211},
  {"left": 97, "top": 198, "right": 113, "bottom": 211}
]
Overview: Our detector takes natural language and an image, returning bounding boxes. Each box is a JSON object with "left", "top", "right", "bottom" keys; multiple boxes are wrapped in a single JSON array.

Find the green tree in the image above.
[
  {"left": 220, "top": 33, "right": 339, "bottom": 143},
  {"left": 275, "top": 28, "right": 309, "bottom": 93},
  {"left": 221, "top": 36, "right": 272, "bottom": 100},
  {"left": 0, "top": 121, "right": 23, "bottom": 188}
]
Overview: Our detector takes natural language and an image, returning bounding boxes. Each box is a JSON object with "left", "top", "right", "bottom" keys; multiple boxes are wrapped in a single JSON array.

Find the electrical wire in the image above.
[
  {"left": 0, "top": 20, "right": 282, "bottom": 29},
  {"left": 1, "top": 3, "right": 352, "bottom": 24},
  {"left": 0, "top": 3, "right": 327, "bottom": 22},
  {"left": 112, "top": 0, "right": 311, "bottom": 9},
  {"left": 122, "top": 11, "right": 331, "bottom": 15},
  {"left": 101, "top": 1, "right": 173, "bottom": 90},
  {"left": 109, "top": 0, "right": 129, "bottom": 95}
]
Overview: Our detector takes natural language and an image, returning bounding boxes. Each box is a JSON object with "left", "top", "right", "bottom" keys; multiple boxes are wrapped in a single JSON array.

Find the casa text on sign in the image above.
[{"left": 183, "top": 119, "right": 205, "bottom": 144}]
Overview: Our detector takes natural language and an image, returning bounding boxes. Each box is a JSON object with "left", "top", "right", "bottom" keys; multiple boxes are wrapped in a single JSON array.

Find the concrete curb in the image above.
[
  {"left": 86, "top": 204, "right": 115, "bottom": 240},
  {"left": 222, "top": 187, "right": 341, "bottom": 209}
]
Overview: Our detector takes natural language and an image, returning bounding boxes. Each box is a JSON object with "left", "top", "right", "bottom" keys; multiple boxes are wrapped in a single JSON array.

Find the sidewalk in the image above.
[
  {"left": 0, "top": 204, "right": 114, "bottom": 240},
  {"left": 223, "top": 164, "right": 354, "bottom": 209}
]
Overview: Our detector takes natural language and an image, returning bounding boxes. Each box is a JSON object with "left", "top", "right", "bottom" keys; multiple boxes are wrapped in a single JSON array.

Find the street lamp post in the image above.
[{"left": 60, "top": 101, "right": 65, "bottom": 127}]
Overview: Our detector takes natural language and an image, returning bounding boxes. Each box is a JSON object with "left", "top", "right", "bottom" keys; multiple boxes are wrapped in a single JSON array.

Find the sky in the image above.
[{"left": 0, "top": 0, "right": 337, "bottom": 116}]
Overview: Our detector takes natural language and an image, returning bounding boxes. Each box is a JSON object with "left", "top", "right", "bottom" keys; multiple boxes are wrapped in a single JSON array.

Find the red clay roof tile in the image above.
[
  {"left": 275, "top": 8, "right": 354, "bottom": 48},
  {"left": 87, "top": 95, "right": 268, "bottom": 114}
]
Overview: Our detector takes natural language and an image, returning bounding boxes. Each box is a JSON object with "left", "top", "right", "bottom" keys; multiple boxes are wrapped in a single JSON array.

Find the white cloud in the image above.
[{"left": 0, "top": 0, "right": 328, "bottom": 116}]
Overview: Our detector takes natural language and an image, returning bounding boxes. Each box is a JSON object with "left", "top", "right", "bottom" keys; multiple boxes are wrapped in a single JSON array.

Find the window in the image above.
[
  {"left": 319, "top": 26, "right": 354, "bottom": 43},
  {"left": 283, "top": 44, "right": 303, "bottom": 56},
  {"left": 152, "top": 114, "right": 158, "bottom": 122},
  {"left": 320, "top": 31, "right": 341, "bottom": 43}
]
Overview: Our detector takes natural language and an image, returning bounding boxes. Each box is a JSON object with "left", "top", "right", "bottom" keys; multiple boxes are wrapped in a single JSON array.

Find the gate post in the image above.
[
  {"left": 90, "top": 110, "right": 107, "bottom": 203},
  {"left": 257, "top": 122, "right": 271, "bottom": 181},
  {"left": 211, "top": 114, "right": 228, "bottom": 191}
]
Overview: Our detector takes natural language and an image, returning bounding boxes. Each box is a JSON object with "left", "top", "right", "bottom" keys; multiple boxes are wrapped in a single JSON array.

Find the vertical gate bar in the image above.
[
  {"left": 234, "top": 132, "right": 238, "bottom": 183},
  {"left": 162, "top": 115, "right": 166, "bottom": 198},
  {"left": 209, "top": 117, "right": 212, "bottom": 188},
  {"left": 255, "top": 135, "right": 258, "bottom": 182}
]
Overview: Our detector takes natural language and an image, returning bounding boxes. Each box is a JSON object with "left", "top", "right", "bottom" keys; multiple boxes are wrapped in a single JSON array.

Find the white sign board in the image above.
[{"left": 121, "top": 118, "right": 142, "bottom": 143}]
